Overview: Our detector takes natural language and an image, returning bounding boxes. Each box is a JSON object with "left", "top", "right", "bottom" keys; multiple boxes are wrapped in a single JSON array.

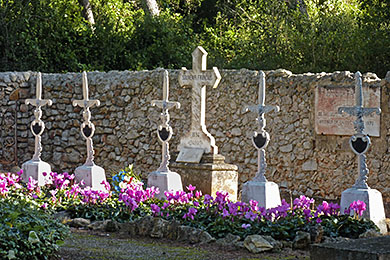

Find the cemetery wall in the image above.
[{"left": 1, "top": 69, "right": 390, "bottom": 207}]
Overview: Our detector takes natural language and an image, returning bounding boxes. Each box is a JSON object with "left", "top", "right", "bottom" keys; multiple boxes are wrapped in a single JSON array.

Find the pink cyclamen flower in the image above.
[
  {"left": 349, "top": 200, "right": 366, "bottom": 216},
  {"left": 150, "top": 204, "right": 161, "bottom": 216},
  {"left": 186, "top": 184, "right": 196, "bottom": 192},
  {"left": 222, "top": 208, "right": 230, "bottom": 218},
  {"left": 101, "top": 180, "right": 111, "bottom": 191},
  {"left": 183, "top": 207, "right": 198, "bottom": 220},
  {"left": 27, "top": 177, "right": 38, "bottom": 192},
  {"left": 242, "top": 223, "right": 251, "bottom": 229},
  {"left": 195, "top": 190, "right": 202, "bottom": 198},
  {"left": 245, "top": 211, "right": 257, "bottom": 221},
  {"left": 249, "top": 200, "right": 259, "bottom": 212},
  {"left": 162, "top": 202, "right": 170, "bottom": 210}
]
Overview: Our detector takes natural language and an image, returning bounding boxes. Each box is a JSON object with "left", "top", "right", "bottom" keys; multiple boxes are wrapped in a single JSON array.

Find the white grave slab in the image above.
[{"left": 176, "top": 147, "right": 204, "bottom": 163}]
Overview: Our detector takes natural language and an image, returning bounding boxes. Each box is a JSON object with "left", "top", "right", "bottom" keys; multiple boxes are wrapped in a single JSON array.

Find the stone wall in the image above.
[{"left": 1, "top": 69, "right": 390, "bottom": 207}]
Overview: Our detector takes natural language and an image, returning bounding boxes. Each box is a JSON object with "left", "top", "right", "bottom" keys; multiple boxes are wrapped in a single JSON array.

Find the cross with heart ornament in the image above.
[
  {"left": 25, "top": 72, "right": 53, "bottom": 161},
  {"left": 73, "top": 71, "right": 101, "bottom": 166},
  {"left": 338, "top": 71, "right": 381, "bottom": 189},
  {"left": 244, "top": 71, "right": 279, "bottom": 182},
  {"left": 151, "top": 70, "right": 181, "bottom": 173}
]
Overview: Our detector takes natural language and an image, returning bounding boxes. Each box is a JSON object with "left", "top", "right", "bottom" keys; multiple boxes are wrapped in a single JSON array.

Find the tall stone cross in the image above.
[
  {"left": 73, "top": 71, "right": 101, "bottom": 166},
  {"left": 338, "top": 71, "right": 381, "bottom": 189},
  {"left": 177, "top": 46, "right": 221, "bottom": 162},
  {"left": 25, "top": 72, "right": 53, "bottom": 161},
  {"left": 151, "top": 70, "right": 181, "bottom": 172},
  {"left": 245, "top": 71, "right": 279, "bottom": 182}
]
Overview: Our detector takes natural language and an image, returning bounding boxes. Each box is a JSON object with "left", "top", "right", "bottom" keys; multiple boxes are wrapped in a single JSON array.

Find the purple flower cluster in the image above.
[
  {"left": 345, "top": 200, "right": 366, "bottom": 217},
  {"left": 164, "top": 185, "right": 202, "bottom": 205},
  {"left": 0, "top": 172, "right": 21, "bottom": 196},
  {"left": 183, "top": 207, "right": 198, "bottom": 220},
  {"left": 315, "top": 201, "right": 340, "bottom": 216},
  {"left": 0, "top": 168, "right": 370, "bottom": 228},
  {"left": 118, "top": 181, "right": 159, "bottom": 211},
  {"left": 0, "top": 170, "right": 112, "bottom": 208}
]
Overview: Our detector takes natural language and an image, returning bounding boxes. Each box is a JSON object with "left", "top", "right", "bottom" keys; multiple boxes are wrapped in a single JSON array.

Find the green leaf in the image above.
[{"left": 28, "top": 231, "right": 40, "bottom": 244}]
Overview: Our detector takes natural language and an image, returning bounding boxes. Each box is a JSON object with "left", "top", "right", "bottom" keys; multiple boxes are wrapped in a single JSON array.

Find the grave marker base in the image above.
[
  {"left": 147, "top": 171, "right": 183, "bottom": 200},
  {"left": 170, "top": 153, "right": 238, "bottom": 200},
  {"left": 75, "top": 164, "right": 107, "bottom": 191},
  {"left": 241, "top": 181, "right": 281, "bottom": 209},
  {"left": 21, "top": 160, "right": 51, "bottom": 186},
  {"left": 340, "top": 187, "right": 387, "bottom": 234}
]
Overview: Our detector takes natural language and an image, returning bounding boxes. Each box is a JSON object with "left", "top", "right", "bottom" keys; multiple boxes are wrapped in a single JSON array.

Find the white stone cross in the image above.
[
  {"left": 245, "top": 71, "right": 279, "bottom": 182},
  {"left": 151, "top": 70, "right": 180, "bottom": 172},
  {"left": 338, "top": 71, "right": 381, "bottom": 189},
  {"left": 241, "top": 71, "right": 281, "bottom": 208},
  {"left": 177, "top": 46, "right": 221, "bottom": 161},
  {"left": 25, "top": 72, "right": 52, "bottom": 161},
  {"left": 73, "top": 71, "right": 100, "bottom": 166}
]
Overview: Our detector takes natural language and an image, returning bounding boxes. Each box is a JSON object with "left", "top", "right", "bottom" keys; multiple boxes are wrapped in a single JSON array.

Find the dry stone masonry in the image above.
[{"left": 1, "top": 69, "right": 390, "bottom": 213}]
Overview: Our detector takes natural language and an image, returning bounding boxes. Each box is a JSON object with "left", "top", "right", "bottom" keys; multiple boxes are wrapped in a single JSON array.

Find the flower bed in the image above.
[{"left": 0, "top": 168, "right": 380, "bottom": 258}]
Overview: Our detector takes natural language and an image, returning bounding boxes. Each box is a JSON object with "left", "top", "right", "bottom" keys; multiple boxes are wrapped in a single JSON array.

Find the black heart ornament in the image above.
[
  {"left": 158, "top": 127, "right": 171, "bottom": 142},
  {"left": 351, "top": 136, "right": 369, "bottom": 154},
  {"left": 253, "top": 132, "right": 268, "bottom": 149},
  {"left": 82, "top": 125, "right": 93, "bottom": 138},
  {"left": 32, "top": 123, "right": 43, "bottom": 136}
]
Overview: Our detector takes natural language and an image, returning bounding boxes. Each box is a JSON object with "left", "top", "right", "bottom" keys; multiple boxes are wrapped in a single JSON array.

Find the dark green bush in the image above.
[
  {"left": 0, "top": 0, "right": 389, "bottom": 77},
  {"left": 0, "top": 200, "right": 69, "bottom": 260}
]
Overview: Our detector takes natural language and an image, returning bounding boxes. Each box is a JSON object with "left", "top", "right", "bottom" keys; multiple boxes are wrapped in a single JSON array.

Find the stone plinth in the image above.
[
  {"left": 241, "top": 181, "right": 281, "bottom": 209},
  {"left": 311, "top": 236, "right": 390, "bottom": 260},
  {"left": 75, "top": 164, "right": 107, "bottom": 191},
  {"left": 21, "top": 160, "right": 51, "bottom": 185},
  {"left": 170, "top": 154, "right": 238, "bottom": 200},
  {"left": 340, "top": 187, "right": 386, "bottom": 234},
  {"left": 147, "top": 171, "right": 183, "bottom": 200}
]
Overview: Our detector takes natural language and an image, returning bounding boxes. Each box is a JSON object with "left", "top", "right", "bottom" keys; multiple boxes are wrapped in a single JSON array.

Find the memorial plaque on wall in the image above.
[{"left": 315, "top": 85, "right": 381, "bottom": 137}]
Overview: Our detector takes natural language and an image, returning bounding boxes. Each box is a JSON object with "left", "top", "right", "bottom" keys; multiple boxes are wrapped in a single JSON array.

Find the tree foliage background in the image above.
[{"left": 0, "top": 0, "right": 389, "bottom": 77}]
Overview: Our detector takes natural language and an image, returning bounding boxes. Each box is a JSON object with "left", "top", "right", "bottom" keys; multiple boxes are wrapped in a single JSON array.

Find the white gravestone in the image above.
[
  {"left": 176, "top": 46, "right": 221, "bottom": 163},
  {"left": 148, "top": 70, "right": 183, "bottom": 199},
  {"left": 73, "top": 72, "right": 107, "bottom": 191},
  {"left": 22, "top": 72, "right": 52, "bottom": 185},
  {"left": 338, "top": 72, "right": 386, "bottom": 233},
  {"left": 241, "top": 71, "right": 281, "bottom": 209}
]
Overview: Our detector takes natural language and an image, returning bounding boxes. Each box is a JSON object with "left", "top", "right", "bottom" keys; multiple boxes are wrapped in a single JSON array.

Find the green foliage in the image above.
[
  {"left": 64, "top": 197, "right": 130, "bottom": 221},
  {"left": 0, "top": 0, "right": 389, "bottom": 76},
  {"left": 0, "top": 200, "right": 69, "bottom": 260},
  {"left": 0, "top": 0, "right": 91, "bottom": 72},
  {"left": 320, "top": 215, "right": 379, "bottom": 239}
]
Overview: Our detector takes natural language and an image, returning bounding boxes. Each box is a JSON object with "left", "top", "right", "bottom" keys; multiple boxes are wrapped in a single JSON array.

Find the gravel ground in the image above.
[{"left": 58, "top": 229, "right": 310, "bottom": 260}]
